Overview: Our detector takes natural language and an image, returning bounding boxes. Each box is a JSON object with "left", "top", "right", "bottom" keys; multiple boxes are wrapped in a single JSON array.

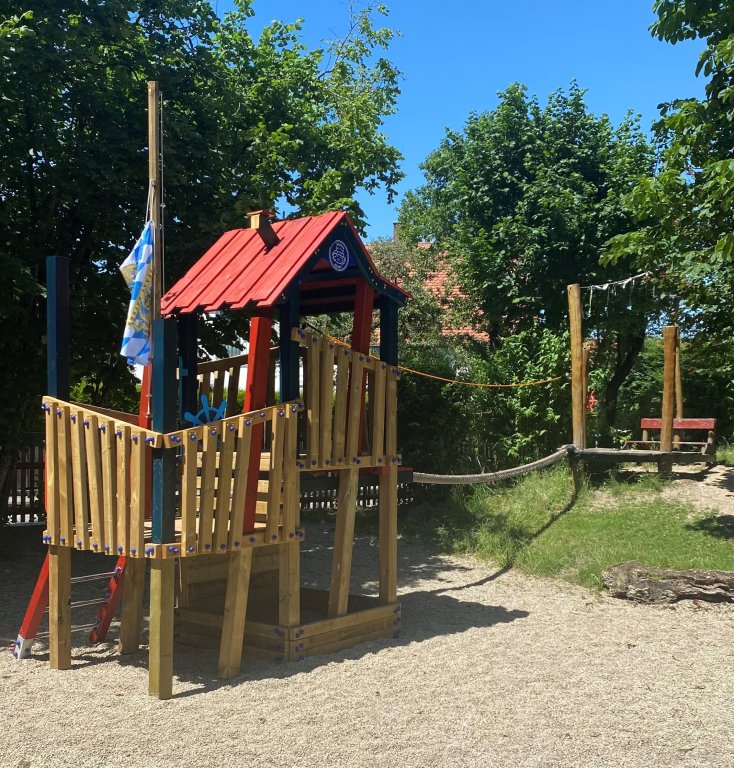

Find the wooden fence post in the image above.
[
  {"left": 659, "top": 325, "right": 678, "bottom": 475},
  {"left": 567, "top": 284, "right": 585, "bottom": 492},
  {"left": 673, "top": 336, "right": 683, "bottom": 449}
]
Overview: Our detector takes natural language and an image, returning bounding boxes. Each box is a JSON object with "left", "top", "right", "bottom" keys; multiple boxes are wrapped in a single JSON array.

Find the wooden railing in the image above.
[
  {"left": 41, "top": 398, "right": 300, "bottom": 559},
  {"left": 196, "top": 348, "right": 278, "bottom": 417},
  {"left": 42, "top": 399, "right": 161, "bottom": 555},
  {"left": 291, "top": 328, "right": 400, "bottom": 471}
]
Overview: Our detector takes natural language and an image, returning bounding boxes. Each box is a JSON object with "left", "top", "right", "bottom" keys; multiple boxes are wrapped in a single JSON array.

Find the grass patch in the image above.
[{"left": 400, "top": 464, "right": 734, "bottom": 589}]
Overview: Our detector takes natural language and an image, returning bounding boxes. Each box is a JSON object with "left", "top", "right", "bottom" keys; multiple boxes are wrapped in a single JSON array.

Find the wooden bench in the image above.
[{"left": 624, "top": 418, "right": 717, "bottom": 461}]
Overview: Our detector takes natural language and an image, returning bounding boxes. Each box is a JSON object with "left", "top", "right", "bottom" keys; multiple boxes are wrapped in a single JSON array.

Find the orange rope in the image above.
[{"left": 309, "top": 326, "right": 563, "bottom": 390}]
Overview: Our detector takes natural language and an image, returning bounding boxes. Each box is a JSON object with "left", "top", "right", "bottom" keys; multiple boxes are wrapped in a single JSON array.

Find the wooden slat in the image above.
[
  {"left": 266, "top": 412, "right": 284, "bottom": 540},
  {"left": 69, "top": 408, "right": 90, "bottom": 549},
  {"left": 84, "top": 413, "right": 104, "bottom": 548},
  {"left": 332, "top": 348, "right": 350, "bottom": 464},
  {"left": 57, "top": 405, "right": 74, "bottom": 545},
  {"left": 328, "top": 468, "right": 360, "bottom": 617},
  {"left": 181, "top": 433, "right": 199, "bottom": 555},
  {"left": 320, "top": 340, "right": 336, "bottom": 464},
  {"left": 226, "top": 364, "right": 241, "bottom": 417},
  {"left": 100, "top": 418, "right": 117, "bottom": 554},
  {"left": 218, "top": 549, "right": 253, "bottom": 678},
  {"left": 198, "top": 427, "right": 218, "bottom": 551},
  {"left": 371, "top": 361, "right": 387, "bottom": 464},
  {"left": 116, "top": 426, "right": 131, "bottom": 554},
  {"left": 228, "top": 418, "right": 252, "bottom": 549},
  {"left": 213, "top": 423, "right": 235, "bottom": 552},
  {"left": 306, "top": 334, "right": 321, "bottom": 466},
  {"left": 282, "top": 408, "right": 299, "bottom": 539},
  {"left": 199, "top": 374, "right": 212, "bottom": 404},
  {"left": 345, "top": 356, "right": 365, "bottom": 463},
  {"left": 45, "top": 402, "right": 60, "bottom": 541},
  {"left": 119, "top": 558, "right": 146, "bottom": 653},
  {"left": 212, "top": 368, "right": 226, "bottom": 409},
  {"left": 129, "top": 432, "right": 147, "bottom": 556},
  {"left": 641, "top": 417, "right": 716, "bottom": 431}
]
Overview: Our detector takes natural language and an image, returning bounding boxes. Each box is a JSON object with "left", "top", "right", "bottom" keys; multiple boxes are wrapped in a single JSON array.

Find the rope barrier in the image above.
[
  {"left": 304, "top": 324, "right": 563, "bottom": 390},
  {"left": 412, "top": 445, "right": 574, "bottom": 485}
]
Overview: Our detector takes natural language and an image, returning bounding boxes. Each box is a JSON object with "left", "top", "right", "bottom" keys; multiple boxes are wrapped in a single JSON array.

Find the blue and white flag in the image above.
[{"left": 120, "top": 220, "right": 154, "bottom": 366}]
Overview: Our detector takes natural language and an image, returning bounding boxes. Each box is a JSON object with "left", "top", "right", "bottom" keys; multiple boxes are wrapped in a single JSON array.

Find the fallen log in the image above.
[{"left": 603, "top": 561, "right": 734, "bottom": 604}]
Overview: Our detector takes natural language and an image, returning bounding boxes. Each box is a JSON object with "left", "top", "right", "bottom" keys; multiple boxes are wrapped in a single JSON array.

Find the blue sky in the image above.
[{"left": 220, "top": 1, "right": 705, "bottom": 239}]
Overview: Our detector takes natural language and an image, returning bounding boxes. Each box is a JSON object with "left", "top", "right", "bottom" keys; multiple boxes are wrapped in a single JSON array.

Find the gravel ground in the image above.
[{"left": 2, "top": 487, "right": 734, "bottom": 768}]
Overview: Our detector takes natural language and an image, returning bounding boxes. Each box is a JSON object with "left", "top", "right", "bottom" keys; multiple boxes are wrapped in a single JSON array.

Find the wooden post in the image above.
[
  {"left": 119, "top": 558, "right": 146, "bottom": 653},
  {"left": 659, "top": 325, "right": 678, "bottom": 475},
  {"left": 328, "top": 469, "right": 360, "bottom": 617},
  {"left": 48, "top": 545, "right": 71, "bottom": 670},
  {"left": 148, "top": 81, "right": 162, "bottom": 318},
  {"left": 178, "top": 312, "right": 199, "bottom": 422},
  {"left": 567, "top": 284, "right": 586, "bottom": 450},
  {"left": 148, "top": 559, "right": 175, "bottom": 699},
  {"left": 279, "top": 292, "right": 300, "bottom": 402},
  {"left": 567, "top": 284, "right": 585, "bottom": 492},
  {"left": 673, "top": 337, "right": 683, "bottom": 449},
  {"left": 218, "top": 549, "right": 253, "bottom": 679}
]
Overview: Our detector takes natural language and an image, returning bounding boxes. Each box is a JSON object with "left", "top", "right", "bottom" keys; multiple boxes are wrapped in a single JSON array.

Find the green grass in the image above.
[
  {"left": 717, "top": 441, "right": 734, "bottom": 466},
  {"left": 400, "top": 465, "right": 734, "bottom": 589}
]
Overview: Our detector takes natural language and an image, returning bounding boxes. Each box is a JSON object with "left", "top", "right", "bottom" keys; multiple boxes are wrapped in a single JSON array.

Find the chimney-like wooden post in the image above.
[{"left": 248, "top": 209, "right": 280, "bottom": 249}]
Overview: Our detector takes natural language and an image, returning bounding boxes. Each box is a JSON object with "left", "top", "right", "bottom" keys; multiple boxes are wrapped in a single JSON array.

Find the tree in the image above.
[
  {"left": 605, "top": 1, "right": 734, "bottom": 343},
  {"left": 0, "top": 0, "right": 402, "bottom": 504},
  {"left": 399, "top": 83, "right": 655, "bottom": 436}
]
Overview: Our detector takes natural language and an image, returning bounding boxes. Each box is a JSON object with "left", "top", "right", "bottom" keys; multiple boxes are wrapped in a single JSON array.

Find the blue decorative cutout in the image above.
[{"left": 184, "top": 395, "right": 227, "bottom": 426}]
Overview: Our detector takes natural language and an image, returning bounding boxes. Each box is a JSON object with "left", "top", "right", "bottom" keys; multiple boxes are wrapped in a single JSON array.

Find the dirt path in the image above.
[
  {"left": 660, "top": 463, "right": 734, "bottom": 515},
  {"left": 2, "top": 498, "right": 734, "bottom": 768}
]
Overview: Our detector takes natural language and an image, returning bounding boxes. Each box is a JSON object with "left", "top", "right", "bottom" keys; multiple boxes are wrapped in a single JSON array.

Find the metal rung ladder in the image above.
[{"left": 13, "top": 554, "right": 127, "bottom": 660}]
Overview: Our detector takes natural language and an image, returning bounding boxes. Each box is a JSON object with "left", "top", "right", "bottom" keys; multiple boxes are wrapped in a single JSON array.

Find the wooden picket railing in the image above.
[
  {"left": 41, "top": 398, "right": 300, "bottom": 559},
  {"left": 196, "top": 348, "right": 278, "bottom": 417},
  {"left": 291, "top": 328, "right": 400, "bottom": 471}
]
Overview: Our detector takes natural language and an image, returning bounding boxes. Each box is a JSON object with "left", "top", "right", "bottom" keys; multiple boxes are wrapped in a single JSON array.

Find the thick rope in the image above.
[{"left": 412, "top": 445, "right": 574, "bottom": 485}]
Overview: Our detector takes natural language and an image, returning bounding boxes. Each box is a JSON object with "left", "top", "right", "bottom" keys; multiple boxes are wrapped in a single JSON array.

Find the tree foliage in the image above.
[
  {"left": 0, "top": 0, "right": 402, "bottom": 498},
  {"left": 399, "top": 83, "right": 656, "bottom": 440},
  {"left": 605, "top": 1, "right": 734, "bottom": 341}
]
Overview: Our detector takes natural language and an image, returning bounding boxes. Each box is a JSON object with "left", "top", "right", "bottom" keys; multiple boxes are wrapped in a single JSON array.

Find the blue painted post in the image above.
[
  {"left": 151, "top": 318, "right": 177, "bottom": 544},
  {"left": 279, "top": 292, "right": 300, "bottom": 402},
  {"left": 46, "top": 256, "right": 70, "bottom": 400},
  {"left": 379, "top": 301, "right": 398, "bottom": 366},
  {"left": 177, "top": 312, "right": 198, "bottom": 423}
]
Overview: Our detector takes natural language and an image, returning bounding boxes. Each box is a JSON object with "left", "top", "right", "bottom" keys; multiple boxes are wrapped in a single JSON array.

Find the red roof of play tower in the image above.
[{"left": 161, "top": 210, "right": 407, "bottom": 316}]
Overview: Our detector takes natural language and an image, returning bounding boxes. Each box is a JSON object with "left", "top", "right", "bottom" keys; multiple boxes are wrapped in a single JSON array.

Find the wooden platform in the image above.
[{"left": 577, "top": 448, "right": 716, "bottom": 465}]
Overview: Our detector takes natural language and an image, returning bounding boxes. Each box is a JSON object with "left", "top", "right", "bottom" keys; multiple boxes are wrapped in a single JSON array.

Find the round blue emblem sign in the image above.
[{"left": 328, "top": 240, "right": 350, "bottom": 272}]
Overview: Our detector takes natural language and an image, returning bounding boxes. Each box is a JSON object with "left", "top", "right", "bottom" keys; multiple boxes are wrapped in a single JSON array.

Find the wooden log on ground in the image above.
[{"left": 604, "top": 561, "right": 734, "bottom": 604}]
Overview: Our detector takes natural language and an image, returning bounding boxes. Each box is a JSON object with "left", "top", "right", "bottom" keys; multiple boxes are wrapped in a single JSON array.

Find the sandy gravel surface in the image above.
[{"left": 2, "top": 511, "right": 734, "bottom": 768}]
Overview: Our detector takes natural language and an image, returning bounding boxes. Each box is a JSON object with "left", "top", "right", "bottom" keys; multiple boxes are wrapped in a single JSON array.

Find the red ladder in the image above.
[{"left": 13, "top": 553, "right": 127, "bottom": 660}]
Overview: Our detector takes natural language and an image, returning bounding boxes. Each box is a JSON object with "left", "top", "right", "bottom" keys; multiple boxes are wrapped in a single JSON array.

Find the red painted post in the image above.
[
  {"left": 14, "top": 554, "right": 50, "bottom": 658},
  {"left": 243, "top": 311, "right": 273, "bottom": 531}
]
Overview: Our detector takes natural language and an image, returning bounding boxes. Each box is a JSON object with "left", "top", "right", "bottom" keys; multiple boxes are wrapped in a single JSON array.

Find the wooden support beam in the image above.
[
  {"left": 279, "top": 293, "right": 300, "bottom": 402},
  {"left": 379, "top": 301, "right": 398, "bottom": 366},
  {"left": 279, "top": 541, "right": 300, "bottom": 629},
  {"left": 659, "top": 325, "right": 678, "bottom": 475},
  {"left": 379, "top": 368, "right": 398, "bottom": 604},
  {"left": 118, "top": 558, "right": 146, "bottom": 653},
  {"left": 328, "top": 469, "right": 360, "bottom": 617},
  {"left": 567, "top": 284, "right": 586, "bottom": 451},
  {"left": 177, "top": 312, "right": 199, "bottom": 420},
  {"left": 218, "top": 550, "right": 253, "bottom": 679},
  {"left": 49, "top": 545, "right": 71, "bottom": 670},
  {"left": 148, "top": 559, "right": 175, "bottom": 699}
]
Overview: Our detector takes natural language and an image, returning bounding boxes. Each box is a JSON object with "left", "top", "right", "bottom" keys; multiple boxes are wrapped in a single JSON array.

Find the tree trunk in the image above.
[
  {"left": 601, "top": 329, "right": 645, "bottom": 433},
  {"left": 604, "top": 561, "right": 734, "bottom": 604}
]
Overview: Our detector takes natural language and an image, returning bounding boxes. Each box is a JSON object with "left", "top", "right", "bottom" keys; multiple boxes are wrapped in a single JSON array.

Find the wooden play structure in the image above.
[
  {"left": 15, "top": 202, "right": 408, "bottom": 698},
  {"left": 566, "top": 283, "right": 717, "bottom": 471}
]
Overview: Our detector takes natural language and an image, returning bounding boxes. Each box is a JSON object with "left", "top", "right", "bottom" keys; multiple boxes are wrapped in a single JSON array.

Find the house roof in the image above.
[{"left": 161, "top": 210, "right": 408, "bottom": 316}]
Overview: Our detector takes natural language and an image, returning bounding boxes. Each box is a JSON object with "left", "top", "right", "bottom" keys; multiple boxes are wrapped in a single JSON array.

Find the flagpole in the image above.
[
  {"left": 148, "top": 80, "right": 162, "bottom": 321},
  {"left": 138, "top": 81, "right": 162, "bottom": 429}
]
